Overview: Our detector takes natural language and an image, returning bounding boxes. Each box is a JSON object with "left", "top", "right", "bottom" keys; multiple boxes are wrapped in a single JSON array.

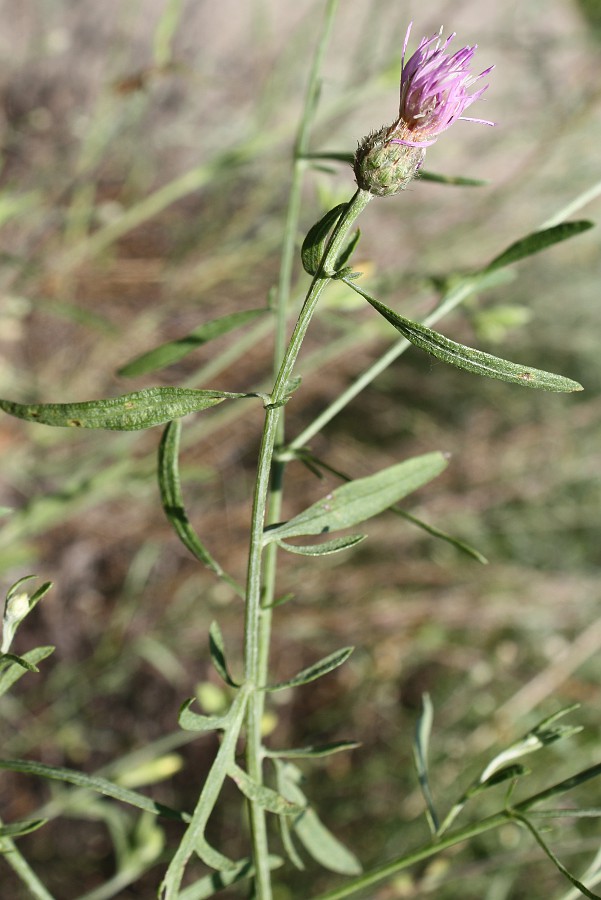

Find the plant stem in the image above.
[
  {"left": 0, "top": 827, "right": 56, "bottom": 900},
  {"left": 243, "top": 188, "right": 372, "bottom": 898}
]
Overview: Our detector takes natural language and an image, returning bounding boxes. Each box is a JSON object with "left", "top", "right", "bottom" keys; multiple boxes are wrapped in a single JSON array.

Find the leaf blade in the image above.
[
  {"left": 118, "top": 308, "right": 267, "bottom": 377},
  {"left": 356, "top": 288, "right": 583, "bottom": 393},
  {"left": 0, "top": 388, "right": 250, "bottom": 431},
  {"left": 484, "top": 221, "right": 594, "bottom": 273},
  {"left": 263, "top": 647, "right": 353, "bottom": 693},
  {"left": 264, "top": 452, "right": 448, "bottom": 542}
]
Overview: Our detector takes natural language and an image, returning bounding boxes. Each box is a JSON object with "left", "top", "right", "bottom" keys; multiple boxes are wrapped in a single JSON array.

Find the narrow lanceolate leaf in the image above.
[
  {"left": 276, "top": 534, "right": 366, "bottom": 556},
  {"left": 0, "top": 388, "right": 250, "bottom": 431},
  {"left": 195, "top": 836, "right": 237, "bottom": 871},
  {"left": 264, "top": 452, "right": 447, "bottom": 543},
  {"left": 265, "top": 741, "right": 360, "bottom": 760},
  {"left": 158, "top": 421, "right": 243, "bottom": 595},
  {"left": 263, "top": 647, "right": 353, "bottom": 693},
  {"left": 413, "top": 693, "right": 438, "bottom": 834},
  {"left": 178, "top": 856, "right": 284, "bottom": 900},
  {"left": 118, "top": 308, "right": 267, "bottom": 377},
  {"left": 484, "top": 220, "right": 594, "bottom": 273},
  {"left": 0, "top": 652, "right": 38, "bottom": 673},
  {"left": 276, "top": 762, "right": 362, "bottom": 876},
  {"left": 358, "top": 289, "right": 583, "bottom": 393},
  {"left": 301, "top": 204, "right": 346, "bottom": 276},
  {"left": 0, "top": 646, "right": 54, "bottom": 698},
  {"left": 0, "top": 759, "right": 188, "bottom": 822},
  {"left": 227, "top": 765, "right": 304, "bottom": 816},
  {"left": 0, "top": 818, "right": 47, "bottom": 839},
  {"left": 178, "top": 698, "right": 230, "bottom": 733},
  {"left": 419, "top": 170, "right": 487, "bottom": 186},
  {"left": 209, "top": 621, "right": 239, "bottom": 688}
]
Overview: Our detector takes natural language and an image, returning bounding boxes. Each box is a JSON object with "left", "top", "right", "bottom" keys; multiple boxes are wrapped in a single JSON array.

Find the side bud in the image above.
[{"left": 353, "top": 124, "right": 425, "bottom": 197}]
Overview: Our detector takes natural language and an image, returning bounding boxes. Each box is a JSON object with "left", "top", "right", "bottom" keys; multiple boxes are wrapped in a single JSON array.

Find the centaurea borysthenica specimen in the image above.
[{"left": 354, "top": 22, "right": 494, "bottom": 196}]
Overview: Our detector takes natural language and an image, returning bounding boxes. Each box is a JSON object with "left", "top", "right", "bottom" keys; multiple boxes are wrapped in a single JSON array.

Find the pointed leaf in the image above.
[
  {"left": 0, "top": 759, "right": 188, "bottom": 822},
  {"left": 264, "top": 452, "right": 447, "bottom": 542},
  {"left": 356, "top": 287, "right": 583, "bottom": 393},
  {"left": 178, "top": 856, "right": 284, "bottom": 900},
  {"left": 227, "top": 765, "right": 304, "bottom": 816},
  {"left": 195, "top": 835, "right": 237, "bottom": 871},
  {"left": 263, "top": 647, "right": 353, "bottom": 692},
  {"left": 0, "top": 646, "right": 54, "bottom": 697},
  {"left": 276, "top": 534, "right": 366, "bottom": 556},
  {"left": 0, "top": 818, "right": 47, "bottom": 839},
  {"left": 278, "top": 813, "right": 306, "bottom": 870},
  {"left": 335, "top": 229, "right": 361, "bottom": 271},
  {"left": 419, "top": 171, "right": 487, "bottom": 186},
  {"left": 118, "top": 308, "right": 267, "bottom": 377},
  {"left": 265, "top": 741, "right": 360, "bottom": 760},
  {"left": 413, "top": 693, "right": 438, "bottom": 834},
  {"left": 301, "top": 204, "right": 346, "bottom": 276},
  {"left": 158, "top": 421, "right": 243, "bottom": 594},
  {"left": 484, "top": 221, "right": 594, "bottom": 273},
  {"left": 276, "top": 762, "right": 362, "bottom": 875},
  {"left": 393, "top": 508, "right": 487, "bottom": 564},
  {"left": 178, "top": 698, "right": 230, "bottom": 733},
  {"left": 0, "top": 387, "right": 250, "bottom": 431},
  {"left": 209, "top": 621, "right": 239, "bottom": 688},
  {"left": 0, "top": 652, "right": 38, "bottom": 673},
  {"left": 471, "top": 763, "right": 528, "bottom": 795},
  {"left": 510, "top": 812, "right": 601, "bottom": 900}
]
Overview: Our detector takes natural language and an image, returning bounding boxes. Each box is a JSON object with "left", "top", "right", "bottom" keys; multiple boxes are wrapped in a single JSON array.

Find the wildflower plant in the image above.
[{"left": 0, "top": 4, "right": 600, "bottom": 900}]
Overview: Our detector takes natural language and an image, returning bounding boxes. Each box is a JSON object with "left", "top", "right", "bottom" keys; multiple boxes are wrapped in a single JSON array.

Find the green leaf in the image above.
[
  {"left": 510, "top": 811, "right": 601, "bottom": 900},
  {"left": 0, "top": 758, "right": 188, "bottom": 823},
  {"left": 419, "top": 170, "right": 488, "bottom": 187},
  {"left": 0, "top": 818, "right": 47, "bottom": 839},
  {"left": 263, "top": 647, "right": 353, "bottom": 692},
  {"left": 276, "top": 534, "right": 366, "bottom": 556},
  {"left": 209, "top": 621, "right": 239, "bottom": 688},
  {"left": 276, "top": 762, "right": 362, "bottom": 875},
  {"left": 0, "top": 652, "right": 38, "bottom": 673},
  {"left": 0, "top": 387, "right": 250, "bottom": 431},
  {"left": 0, "top": 646, "right": 54, "bottom": 697},
  {"left": 194, "top": 836, "right": 237, "bottom": 871},
  {"left": 479, "top": 704, "right": 583, "bottom": 784},
  {"left": 472, "top": 764, "right": 528, "bottom": 794},
  {"left": 484, "top": 220, "right": 594, "bottom": 273},
  {"left": 178, "top": 856, "right": 284, "bottom": 900},
  {"left": 392, "top": 508, "right": 488, "bottom": 564},
  {"left": 158, "top": 420, "right": 243, "bottom": 595},
  {"left": 413, "top": 693, "right": 438, "bottom": 835},
  {"left": 264, "top": 452, "right": 447, "bottom": 542},
  {"left": 335, "top": 229, "right": 361, "bottom": 272},
  {"left": 227, "top": 765, "right": 304, "bottom": 816},
  {"left": 301, "top": 204, "right": 346, "bottom": 276},
  {"left": 118, "top": 308, "right": 267, "bottom": 377},
  {"left": 178, "top": 698, "right": 230, "bottom": 733},
  {"left": 265, "top": 741, "right": 360, "bottom": 760},
  {"left": 355, "top": 286, "right": 583, "bottom": 393}
]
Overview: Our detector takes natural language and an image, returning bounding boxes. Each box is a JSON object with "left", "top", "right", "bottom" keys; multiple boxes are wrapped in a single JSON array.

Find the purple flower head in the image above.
[{"left": 393, "top": 23, "right": 494, "bottom": 148}]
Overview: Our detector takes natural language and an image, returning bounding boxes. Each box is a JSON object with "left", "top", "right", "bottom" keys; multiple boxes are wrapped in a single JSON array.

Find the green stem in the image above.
[
  {"left": 0, "top": 826, "right": 56, "bottom": 900},
  {"left": 243, "top": 188, "right": 372, "bottom": 898},
  {"left": 159, "top": 686, "right": 250, "bottom": 899},
  {"left": 311, "top": 761, "right": 601, "bottom": 899}
]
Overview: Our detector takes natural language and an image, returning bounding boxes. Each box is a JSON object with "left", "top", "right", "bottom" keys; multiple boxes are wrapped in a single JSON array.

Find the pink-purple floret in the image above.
[{"left": 392, "top": 23, "right": 494, "bottom": 148}]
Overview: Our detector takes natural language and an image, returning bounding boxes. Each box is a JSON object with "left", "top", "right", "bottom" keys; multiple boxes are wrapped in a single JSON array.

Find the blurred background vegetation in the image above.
[{"left": 0, "top": 0, "right": 600, "bottom": 897}]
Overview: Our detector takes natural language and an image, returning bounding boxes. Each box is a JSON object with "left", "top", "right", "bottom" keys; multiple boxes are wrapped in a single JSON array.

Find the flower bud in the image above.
[{"left": 353, "top": 124, "right": 425, "bottom": 197}]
